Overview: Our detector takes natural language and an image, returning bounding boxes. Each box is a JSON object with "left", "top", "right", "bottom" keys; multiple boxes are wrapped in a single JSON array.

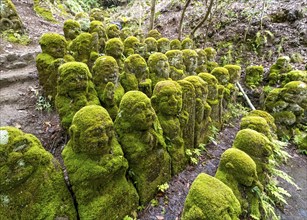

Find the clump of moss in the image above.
[
  {"left": 89, "top": 20, "right": 107, "bottom": 53},
  {"left": 0, "top": 126, "right": 76, "bottom": 219},
  {"left": 74, "top": 12, "right": 90, "bottom": 31},
  {"left": 157, "top": 37, "right": 170, "bottom": 54},
  {"left": 144, "top": 37, "right": 158, "bottom": 58},
  {"left": 182, "top": 49, "right": 198, "bottom": 76},
  {"left": 268, "top": 56, "right": 293, "bottom": 86},
  {"left": 224, "top": 64, "right": 241, "bottom": 84},
  {"left": 33, "top": 0, "right": 56, "bottom": 22},
  {"left": 123, "top": 36, "right": 140, "bottom": 56},
  {"left": 114, "top": 91, "right": 171, "bottom": 205},
  {"left": 55, "top": 62, "right": 100, "bottom": 130},
  {"left": 105, "top": 38, "right": 125, "bottom": 71},
  {"left": 0, "top": 0, "right": 24, "bottom": 32},
  {"left": 281, "top": 70, "right": 307, "bottom": 86},
  {"left": 245, "top": 65, "right": 264, "bottom": 89},
  {"left": 106, "top": 24, "right": 121, "bottom": 39},
  {"left": 248, "top": 110, "right": 277, "bottom": 134},
  {"left": 170, "top": 39, "right": 182, "bottom": 50},
  {"left": 195, "top": 48, "right": 207, "bottom": 74},
  {"left": 148, "top": 52, "right": 170, "bottom": 87},
  {"left": 62, "top": 105, "right": 139, "bottom": 219},
  {"left": 89, "top": 8, "right": 106, "bottom": 22},
  {"left": 151, "top": 80, "right": 187, "bottom": 175},
  {"left": 63, "top": 19, "right": 81, "bottom": 42},
  {"left": 204, "top": 47, "right": 217, "bottom": 62},
  {"left": 165, "top": 50, "right": 186, "bottom": 80},
  {"left": 181, "top": 37, "right": 194, "bottom": 49},
  {"left": 147, "top": 29, "right": 162, "bottom": 40},
  {"left": 240, "top": 116, "right": 272, "bottom": 139},
  {"left": 182, "top": 173, "right": 241, "bottom": 220}
]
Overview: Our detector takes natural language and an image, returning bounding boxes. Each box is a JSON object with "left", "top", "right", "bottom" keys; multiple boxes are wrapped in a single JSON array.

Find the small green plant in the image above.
[
  {"left": 157, "top": 182, "right": 169, "bottom": 193},
  {"left": 36, "top": 95, "right": 52, "bottom": 112},
  {"left": 150, "top": 199, "right": 159, "bottom": 207},
  {"left": 1, "top": 30, "right": 31, "bottom": 45},
  {"left": 123, "top": 216, "right": 136, "bottom": 220},
  {"left": 137, "top": 205, "right": 145, "bottom": 211},
  {"left": 223, "top": 102, "right": 249, "bottom": 124}
]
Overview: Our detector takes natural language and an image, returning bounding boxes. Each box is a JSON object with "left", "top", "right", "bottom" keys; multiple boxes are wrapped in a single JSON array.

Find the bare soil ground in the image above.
[{"left": 0, "top": 0, "right": 306, "bottom": 219}]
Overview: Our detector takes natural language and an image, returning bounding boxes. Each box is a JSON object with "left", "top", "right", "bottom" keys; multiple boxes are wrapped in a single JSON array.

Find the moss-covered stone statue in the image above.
[
  {"left": 55, "top": 62, "right": 100, "bottom": 130},
  {"left": 181, "top": 37, "right": 194, "bottom": 49},
  {"left": 89, "top": 20, "right": 107, "bottom": 53},
  {"left": 89, "top": 8, "right": 106, "bottom": 22},
  {"left": 151, "top": 80, "right": 188, "bottom": 175},
  {"left": 240, "top": 115, "right": 273, "bottom": 140},
  {"left": 211, "top": 67, "right": 232, "bottom": 107},
  {"left": 245, "top": 65, "right": 264, "bottom": 89},
  {"left": 148, "top": 52, "right": 170, "bottom": 87},
  {"left": 182, "top": 49, "right": 198, "bottom": 76},
  {"left": 247, "top": 110, "right": 277, "bottom": 135},
  {"left": 0, "top": 126, "right": 76, "bottom": 219},
  {"left": 0, "top": 0, "right": 24, "bottom": 32},
  {"left": 147, "top": 29, "right": 162, "bottom": 40},
  {"left": 106, "top": 23, "right": 121, "bottom": 39},
  {"left": 224, "top": 64, "right": 241, "bottom": 101},
  {"left": 198, "top": 73, "right": 221, "bottom": 127},
  {"left": 165, "top": 50, "right": 186, "bottom": 80},
  {"left": 177, "top": 80, "right": 196, "bottom": 151},
  {"left": 204, "top": 47, "right": 218, "bottom": 72},
  {"left": 68, "top": 32, "right": 98, "bottom": 68},
  {"left": 92, "top": 56, "right": 124, "bottom": 120},
  {"left": 184, "top": 76, "right": 211, "bottom": 146},
  {"left": 157, "top": 37, "right": 171, "bottom": 54},
  {"left": 170, "top": 39, "right": 182, "bottom": 50},
  {"left": 120, "top": 54, "right": 152, "bottom": 97},
  {"left": 182, "top": 173, "right": 241, "bottom": 220},
  {"left": 123, "top": 36, "right": 140, "bottom": 57},
  {"left": 74, "top": 12, "right": 90, "bottom": 31},
  {"left": 215, "top": 148, "right": 262, "bottom": 219},
  {"left": 233, "top": 128, "right": 273, "bottom": 183},
  {"left": 268, "top": 56, "right": 293, "bottom": 86},
  {"left": 144, "top": 37, "right": 158, "bottom": 59},
  {"left": 195, "top": 48, "right": 207, "bottom": 74},
  {"left": 36, "top": 32, "right": 68, "bottom": 100},
  {"left": 105, "top": 38, "right": 125, "bottom": 72},
  {"left": 114, "top": 91, "right": 171, "bottom": 205},
  {"left": 63, "top": 19, "right": 81, "bottom": 42},
  {"left": 280, "top": 70, "right": 307, "bottom": 86},
  {"left": 62, "top": 105, "right": 139, "bottom": 219}
]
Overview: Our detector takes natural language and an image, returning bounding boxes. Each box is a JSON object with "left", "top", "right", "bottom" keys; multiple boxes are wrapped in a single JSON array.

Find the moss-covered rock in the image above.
[
  {"left": 240, "top": 116, "right": 272, "bottom": 139},
  {"left": 151, "top": 80, "right": 188, "bottom": 175},
  {"left": 281, "top": 70, "right": 307, "bottom": 86},
  {"left": 233, "top": 128, "right": 273, "bottom": 182},
  {"left": 224, "top": 64, "right": 241, "bottom": 84},
  {"left": 55, "top": 62, "right": 100, "bottom": 130},
  {"left": 204, "top": 47, "right": 217, "bottom": 62},
  {"left": 268, "top": 56, "right": 293, "bottom": 86},
  {"left": 62, "top": 105, "right": 139, "bottom": 219},
  {"left": 148, "top": 52, "right": 170, "bottom": 87},
  {"left": 33, "top": 0, "right": 57, "bottom": 22},
  {"left": 195, "top": 48, "right": 207, "bottom": 74},
  {"left": 0, "top": 0, "right": 24, "bottom": 32},
  {"left": 74, "top": 12, "right": 90, "bottom": 31},
  {"left": 184, "top": 76, "right": 211, "bottom": 146},
  {"left": 165, "top": 50, "right": 186, "bottom": 80},
  {"left": 170, "top": 39, "right": 182, "bottom": 50},
  {"left": 182, "top": 173, "right": 241, "bottom": 220},
  {"left": 144, "top": 37, "right": 158, "bottom": 59},
  {"left": 63, "top": 19, "right": 81, "bottom": 42},
  {"left": 181, "top": 37, "right": 194, "bottom": 49},
  {"left": 121, "top": 54, "right": 152, "bottom": 96},
  {"left": 105, "top": 37, "right": 125, "bottom": 71},
  {"left": 177, "top": 80, "right": 196, "bottom": 151},
  {"left": 182, "top": 49, "right": 198, "bottom": 76},
  {"left": 89, "top": 8, "right": 106, "bottom": 22},
  {"left": 248, "top": 110, "right": 277, "bottom": 134},
  {"left": 157, "top": 37, "right": 170, "bottom": 54},
  {"left": 89, "top": 20, "right": 107, "bottom": 53},
  {"left": 106, "top": 24, "right": 121, "bottom": 39},
  {"left": 123, "top": 36, "right": 140, "bottom": 56},
  {"left": 0, "top": 126, "right": 76, "bottom": 219},
  {"left": 206, "top": 61, "right": 219, "bottom": 73},
  {"left": 215, "top": 148, "right": 260, "bottom": 219},
  {"left": 92, "top": 56, "right": 124, "bottom": 120},
  {"left": 147, "top": 29, "right": 162, "bottom": 40},
  {"left": 114, "top": 91, "right": 171, "bottom": 205},
  {"left": 245, "top": 65, "right": 264, "bottom": 89},
  {"left": 211, "top": 67, "right": 230, "bottom": 86}
]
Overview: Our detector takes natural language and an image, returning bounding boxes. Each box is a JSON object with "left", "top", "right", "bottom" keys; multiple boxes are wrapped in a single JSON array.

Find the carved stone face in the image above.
[
  {"left": 130, "top": 98, "right": 156, "bottom": 130},
  {"left": 167, "top": 51, "right": 184, "bottom": 69},
  {"left": 156, "top": 59, "right": 170, "bottom": 78},
  {"left": 153, "top": 81, "right": 182, "bottom": 116},
  {"left": 93, "top": 56, "right": 119, "bottom": 84}
]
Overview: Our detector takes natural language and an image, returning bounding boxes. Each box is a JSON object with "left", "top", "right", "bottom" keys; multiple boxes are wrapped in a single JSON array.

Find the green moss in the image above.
[
  {"left": 39, "top": 32, "right": 67, "bottom": 58},
  {"left": 182, "top": 49, "right": 198, "bottom": 75},
  {"left": 0, "top": 0, "right": 24, "bottom": 32},
  {"left": 151, "top": 80, "right": 187, "bottom": 175},
  {"left": 144, "top": 37, "right": 158, "bottom": 54},
  {"left": 210, "top": 67, "right": 230, "bottom": 86},
  {"left": 157, "top": 37, "right": 170, "bottom": 54},
  {"left": 63, "top": 19, "right": 81, "bottom": 41},
  {"left": 245, "top": 65, "right": 264, "bottom": 88},
  {"left": 282, "top": 70, "right": 307, "bottom": 86},
  {"left": 120, "top": 27, "right": 133, "bottom": 41},
  {"left": 114, "top": 91, "right": 171, "bottom": 204},
  {"left": 177, "top": 80, "right": 196, "bottom": 151},
  {"left": 206, "top": 61, "right": 219, "bottom": 73},
  {"left": 268, "top": 56, "right": 293, "bottom": 86},
  {"left": 123, "top": 36, "right": 140, "bottom": 56},
  {"left": 204, "top": 47, "right": 217, "bottom": 62},
  {"left": 182, "top": 173, "right": 241, "bottom": 220},
  {"left": 0, "top": 126, "right": 76, "bottom": 219},
  {"left": 224, "top": 64, "right": 241, "bottom": 84},
  {"left": 55, "top": 62, "right": 100, "bottom": 130},
  {"left": 89, "top": 8, "right": 105, "bottom": 22},
  {"left": 147, "top": 29, "right": 162, "bottom": 40},
  {"left": 273, "top": 111, "right": 296, "bottom": 126},
  {"left": 282, "top": 81, "right": 307, "bottom": 104},
  {"left": 106, "top": 24, "right": 120, "bottom": 39},
  {"left": 148, "top": 52, "right": 170, "bottom": 87},
  {"left": 170, "top": 39, "right": 182, "bottom": 50},
  {"left": 264, "top": 88, "right": 282, "bottom": 112},
  {"left": 62, "top": 105, "right": 139, "bottom": 219},
  {"left": 89, "top": 20, "right": 106, "bottom": 53},
  {"left": 248, "top": 110, "right": 277, "bottom": 134},
  {"left": 240, "top": 116, "right": 272, "bottom": 139},
  {"left": 181, "top": 37, "right": 194, "bottom": 49},
  {"left": 74, "top": 12, "right": 90, "bottom": 31},
  {"left": 33, "top": 0, "right": 56, "bottom": 22}
]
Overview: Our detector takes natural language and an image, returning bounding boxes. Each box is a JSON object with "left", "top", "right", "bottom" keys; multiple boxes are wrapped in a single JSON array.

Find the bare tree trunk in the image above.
[
  {"left": 190, "top": 0, "right": 214, "bottom": 38},
  {"left": 178, "top": 0, "right": 192, "bottom": 40},
  {"left": 149, "top": 0, "right": 156, "bottom": 30}
]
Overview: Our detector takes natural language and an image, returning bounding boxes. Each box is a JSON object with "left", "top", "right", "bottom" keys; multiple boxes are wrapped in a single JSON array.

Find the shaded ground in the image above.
[{"left": 0, "top": 0, "right": 306, "bottom": 219}]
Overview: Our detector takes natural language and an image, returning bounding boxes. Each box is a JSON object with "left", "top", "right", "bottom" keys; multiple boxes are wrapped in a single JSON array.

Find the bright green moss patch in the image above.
[
  {"left": 147, "top": 29, "right": 162, "bottom": 40},
  {"left": 182, "top": 173, "right": 241, "bottom": 220},
  {"left": 240, "top": 116, "right": 272, "bottom": 139},
  {"left": 0, "top": 126, "right": 76, "bottom": 219},
  {"left": 245, "top": 65, "right": 264, "bottom": 88},
  {"left": 157, "top": 37, "right": 170, "bottom": 53},
  {"left": 224, "top": 64, "right": 241, "bottom": 83}
]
